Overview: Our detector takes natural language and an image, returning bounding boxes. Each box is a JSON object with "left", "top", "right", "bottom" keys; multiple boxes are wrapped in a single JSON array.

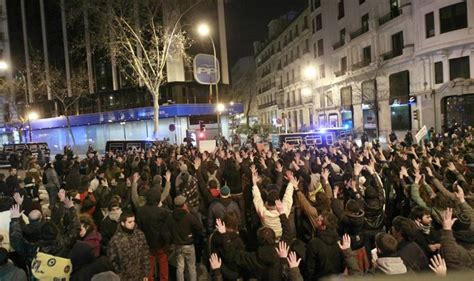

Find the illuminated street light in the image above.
[
  {"left": 197, "top": 23, "right": 210, "bottom": 37},
  {"left": 0, "top": 61, "right": 8, "bottom": 70},
  {"left": 217, "top": 103, "right": 225, "bottom": 112},
  {"left": 27, "top": 111, "right": 39, "bottom": 120},
  {"left": 302, "top": 87, "right": 312, "bottom": 97},
  {"left": 303, "top": 65, "right": 317, "bottom": 80}
]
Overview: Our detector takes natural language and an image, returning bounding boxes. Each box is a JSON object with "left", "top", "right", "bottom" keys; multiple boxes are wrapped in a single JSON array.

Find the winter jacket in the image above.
[
  {"left": 137, "top": 199, "right": 171, "bottom": 251},
  {"left": 44, "top": 168, "right": 60, "bottom": 190},
  {"left": 99, "top": 216, "right": 118, "bottom": 252},
  {"left": 5, "top": 175, "right": 20, "bottom": 197},
  {"left": 372, "top": 257, "right": 408, "bottom": 275},
  {"left": 107, "top": 227, "right": 149, "bottom": 281},
  {"left": 210, "top": 231, "right": 246, "bottom": 280},
  {"left": 305, "top": 229, "right": 345, "bottom": 280},
  {"left": 440, "top": 229, "right": 474, "bottom": 270},
  {"left": 83, "top": 230, "right": 102, "bottom": 257},
  {"left": 0, "top": 260, "right": 27, "bottom": 281},
  {"left": 331, "top": 198, "right": 365, "bottom": 250},
  {"left": 166, "top": 208, "right": 203, "bottom": 245},
  {"left": 252, "top": 182, "right": 294, "bottom": 239},
  {"left": 207, "top": 197, "right": 241, "bottom": 233},
  {"left": 397, "top": 240, "right": 429, "bottom": 271}
]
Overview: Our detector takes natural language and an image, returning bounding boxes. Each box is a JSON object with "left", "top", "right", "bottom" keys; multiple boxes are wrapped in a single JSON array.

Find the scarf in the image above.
[
  {"left": 415, "top": 220, "right": 431, "bottom": 235},
  {"left": 120, "top": 225, "right": 134, "bottom": 235},
  {"left": 108, "top": 209, "right": 122, "bottom": 222}
]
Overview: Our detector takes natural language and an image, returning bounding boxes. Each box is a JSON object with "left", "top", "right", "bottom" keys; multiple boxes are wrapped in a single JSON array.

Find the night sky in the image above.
[{"left": 225, "top": 0, "right": 307, "bottom": 67}]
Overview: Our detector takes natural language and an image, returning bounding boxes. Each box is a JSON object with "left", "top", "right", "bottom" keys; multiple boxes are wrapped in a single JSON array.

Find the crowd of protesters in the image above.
[{"left": 0, "top": 124, "right": 473, "bottom": 281}]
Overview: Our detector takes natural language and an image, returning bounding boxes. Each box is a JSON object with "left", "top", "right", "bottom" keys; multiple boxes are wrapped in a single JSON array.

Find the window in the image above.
[
  {"left": 305, "top": 39, "right": 309, "bottom": 52},
  {"left": 340, "top": 28, "right": 346, "bottom": 43},
  {"left": 449, "top": 56, "right": 470, "bottom": 80},
  {"left": 341, "top": 86, "right": 352, "bottom": 106},
  {"left": 317, "top": 39, "right": 324, "bottom": 57},
  {"left": 440, "top": 2, "right": 467, "bottom": 34},
  {"left": 341, "top": 57, "right": 347, "bottom": 73},
  {"left": 326, "top": 91, "right": 333, "bottom": 106},
  {"left": 392, "top": 31, "right": 403, "bottom": 53},
  {"left": 362, "top": 80, "right": 376, "bottom": 104},
  {"left": 434, "top": 61, "right": 443, "bottom": 84},
  {"left": 312, "top": 17, "right": 316, "bottom": 33},
  {"left": 315, "top": 0, "right": 321, "bottom": 9},
  {"left": 316, "top": 14, "right": 322, "bottom": 31},
  {"left": 320, "top": 92, "right": 325, "bottom": 107},
  {"left": 362, "top": 14, "right": 369, "bottom": 31},
  {"left": 389, "top": 70, "right": 410, "bottom": 104},
  {"left": 363, "top": 46, "right": 371, "bottom": 62},
  {"left": 320, "top": 64, "right": 325, "bottom": 78},
  {"left": 338, "top": 0, "right": 345, "bottom": 19},
  {"left": 359, "top": 0, "right": 365, "bottom": 4},
  {"left": 313, "top": 43, "right": 317, "bottom": 58},
  {"left": 425, "top": 12, "right": 435, "bottom": 38},
  {"left": 391, "top": 105, "right": 411, "bottom": 131}
]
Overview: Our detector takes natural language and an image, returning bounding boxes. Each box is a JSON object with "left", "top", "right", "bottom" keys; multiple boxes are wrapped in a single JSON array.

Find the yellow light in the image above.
[
  {"left": 303, "top": 66, "right": 317, "bottom": 80},
  {"left": 197, "top": 23, "right": 210, "bottom": 37},
  {"left": 0, "top": 61, "right": 8, "bottom": 70},
  {"left": 302, "top": 88, "right": 312, "bottom": 97},
  {"left": 216, "top": 103, "right": 225, "bottom": 112},
  {"left": 28, "top": 111, "right": 39, "bottom": 120}
]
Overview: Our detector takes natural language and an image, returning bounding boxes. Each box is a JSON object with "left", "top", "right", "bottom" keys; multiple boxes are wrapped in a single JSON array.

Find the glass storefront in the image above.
[{"left": 444, "top": 94, "right": 474, "bottom": 128}]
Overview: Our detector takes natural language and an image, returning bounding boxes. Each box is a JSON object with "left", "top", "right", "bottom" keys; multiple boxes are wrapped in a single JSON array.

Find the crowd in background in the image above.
[{"left": 0, "top": 124, "right": 473, "bottom": 281}]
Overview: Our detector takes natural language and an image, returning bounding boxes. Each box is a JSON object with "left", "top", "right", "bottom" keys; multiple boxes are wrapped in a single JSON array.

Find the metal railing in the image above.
[
  {"left": 351, "top": 59, "right": 371, "bottom": 71},
  {"left": 334, "top": 69, "right": 347, "bottom": 77},
  {"left": 333, "top": 40, "right": 345, "bottom": 50},
  {"left": 382, "top": 48, "right": 403, "bottom": 60},
  {"left": 258, "top": 100, "right": 277, "bottom": 109},
  {"left": 350, "top": 25, "right": 369, "bottom": 40},
  {"left": 378, "top": 8, "right": 402, "bottom": 26}
]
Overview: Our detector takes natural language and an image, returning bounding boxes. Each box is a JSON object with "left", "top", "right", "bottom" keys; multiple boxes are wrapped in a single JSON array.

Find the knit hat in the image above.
[
  {"left": 174, "top": 195, "right": 187, "bottom": 206},
  {"left": 266, "top": 190, "right": 279, "bottom": 206},
  {"left": 453, "top": 213, "right": 472, "bottom": 231},
  {"left": 346, "top": 199, "right": 360, "bottom": 214},
  {"left": 24, "top": 176, "right": 35, "bottom": 187},
  {"left": 41, "top": 222, "right": 59, "bottom": 241},
  {"left": 220, "top": 186, "right": 231, "bottom": 198}
]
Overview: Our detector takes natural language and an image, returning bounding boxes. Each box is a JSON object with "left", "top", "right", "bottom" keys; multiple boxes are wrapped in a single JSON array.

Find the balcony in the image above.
[
  {"left": 334, "top": 69, "right": 347, "bottom": 77},
  {"left": 261, "top": 68, "right": 271, "bottom": 78},
  {"left": 351, "top": 59, "right": 371, "bottom": 71},
  {"left": 378, "top": 8, "right": 402, "bottom": 26},
  {"left": 258, "top": 82, "right": 275, "bottom": 94},
  {"left": 382, "top": 48, "right": 403, "bottom": 61},
  {"left": 258, "top": 100, "right": 277, "bottom": 109},
  {"left": 350, "top": 25, "right": 369, "bottom": 40},
  {"left": 332, "top": 40, "right": 345, "bottom": 50}
]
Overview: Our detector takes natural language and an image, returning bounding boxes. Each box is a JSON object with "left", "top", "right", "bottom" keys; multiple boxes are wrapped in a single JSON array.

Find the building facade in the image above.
[{"left": 254, "top": 0, "right": 474, "bottom": 139}]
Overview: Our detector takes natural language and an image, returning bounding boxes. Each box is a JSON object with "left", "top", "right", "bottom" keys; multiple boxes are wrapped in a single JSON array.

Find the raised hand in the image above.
[
  {"left": 164, "top": 170, "right": 172, "bottom": 182},
  {"left": 215, "top": 218, "right": 226, "bottom": 234},
  {"left": 275, "top": 241, "right": 289, "bottom": 258},
  {"left": 209, "top": 253, "right": 222, "bottom": 270},
  {"left": 429, "top": 254, "right": 447, "bottom": 276},
  {"left": 275, "top": 162, "right": 283, "bottom": 173},
  {"left": 321, "top": 168, "right": 330, "bottom": 181},
  {"left": 194, "top": 157, "right": 202, "bottom": 170},
  {"left": 252, "top": 171, "right": 259, "bottom": 186},
  {"left": 287, "top": 252, "right": 301, "bottom": 269},
  {"left": 63, "top": 196, "right": 74, "bottom": 209},
  {"left": 454, "top": 185, "right": 465, "bottom": 203},
  {"left": 354, "top": 163, "right": 363, "bottom": 176},
  {"left": 10, "top": 204, "right": 22, "bottom": 219},
  {"left": 132, "top": 172, "right": 140, "bottom": 183},
  {"left": 58, "top": 189, "right": 66, "bottom": 202},
  {"left": 13, "top": 192, "right": 24, "bottom": 206},
  {"left": 442, "top": 208, "right": 457, "bottom": 230},
  {"left": 337, "top": 234, "right": 351, "bottom": 250}
]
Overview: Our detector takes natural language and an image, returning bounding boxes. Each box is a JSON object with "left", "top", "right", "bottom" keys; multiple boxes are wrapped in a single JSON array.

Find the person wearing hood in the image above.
[
  {"left": 166, "top": 195, "right": 203, "bottom": 281},
  {"left": 44, "top": 162, "right": 61, "bottom": 208},
  {"left": 5, "top": 168, "right": 20, "bottom": 198},
  {"left": 0, "top": 247, "right": 27, "bottom": 281},
  {"left": 207, "top": 185, "right": 241, "bottom": 234},
  {"left": 79, "top": 214, "right": 102, "bottom": 257},
  {"left": 370, "top": 232, "right": 408, "bottom": 275},
  {"left": 137, "top": 171, "right": 172, "bottom": 281},
  {"left": 21, "top": 209, "right": 44, "bottom": 243},
  {"left": 99, "top": 201, "right": 122, "bottom": 253},
  {"left": 107, "top": 211, "right": 149, "bottom": 281}
]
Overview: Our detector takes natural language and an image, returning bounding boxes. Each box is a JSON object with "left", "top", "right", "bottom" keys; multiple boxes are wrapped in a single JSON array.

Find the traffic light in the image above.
[
  {"left": 413, "top": 109, "right": 419, "bottom": 120},
  {"left": 199, "top": 120, "right": 206, "bottom": 131}
]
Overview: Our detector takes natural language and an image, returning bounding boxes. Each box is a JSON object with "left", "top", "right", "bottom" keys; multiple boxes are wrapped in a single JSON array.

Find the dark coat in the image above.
[
  {"left": 207, "top": 198, "right": 241, "bottom": 233},
  {"left": 99, "top": 216, "right": 118, "bottom": 252},
  {"left": 5, "top": 175, "right": 20, "bottom": 197},
  {"left": 397, "top": 240, "right": 429, "bottom": 271},
  {"left": 137, "top": 202, "right": 171, "bottom": 251},
  {"left": 166, "top": 208, "right": 202, "bottom": 245},
  {"left": 305, "top": 229, "right": 345, "bottom": 280}
]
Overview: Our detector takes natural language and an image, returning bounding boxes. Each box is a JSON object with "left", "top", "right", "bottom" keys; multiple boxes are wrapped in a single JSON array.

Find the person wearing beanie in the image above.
[
  {"left": 137, "top": 171, "right": 172, "bottom": 281},
  {"left": 0, "top": 247, "right": 27, "bottom": 281},
  {"left": 207, "top": 185, "right": 241, "bottom": 234},
  {"left": 99, "top": 201, "right": 122, "bottom": 254},
  {"left": 166, "top": 195, "right": 203, "bottom": 281},
  {"left": 107, "top": 212, "right": 149, "bottom": 281}
]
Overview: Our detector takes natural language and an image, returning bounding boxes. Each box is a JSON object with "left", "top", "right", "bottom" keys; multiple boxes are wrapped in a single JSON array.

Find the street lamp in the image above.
[
  {"left": 197, "top": 22, "right": 221, "bottom": 136},
  {"left": 27, "top": 111, "right": 39, "bottom": 143},
  {"left": 0, "top": 61, "right": 8, "bottom": 71},
  {"left": 303, "top": 65, "right": 317, "bottom": 80}
]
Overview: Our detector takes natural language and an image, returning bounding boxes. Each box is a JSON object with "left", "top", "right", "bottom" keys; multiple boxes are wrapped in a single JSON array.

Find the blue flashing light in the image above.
[
  {"left": 343, "top": 124, "right": 350, "bottom": 129},
  {"left": 320, "top": 128, "right": 326, "bottom": 133}
]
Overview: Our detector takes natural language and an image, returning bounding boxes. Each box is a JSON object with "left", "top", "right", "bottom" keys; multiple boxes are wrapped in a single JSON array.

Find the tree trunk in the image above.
[
  {"left": 152, "top": 95, "right": 160, "bottom": 139},
  {"left": 65, "top": 115, "right": 77, "bottom": 150},
  {"left": 246, "top": 93, "right": 253, "bottom": 125}
]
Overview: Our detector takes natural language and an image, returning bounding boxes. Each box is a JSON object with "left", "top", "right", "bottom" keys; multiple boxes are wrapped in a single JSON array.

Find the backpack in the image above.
[{"left": 31, "top": 251, "right": 72, "bottom": 281}]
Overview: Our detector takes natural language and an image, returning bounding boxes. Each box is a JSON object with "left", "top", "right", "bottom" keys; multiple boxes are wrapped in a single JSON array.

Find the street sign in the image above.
[
  {"left": 169, "top": 124, "right": 176, "bottom": 132},
  {"left": 193, "top": 54, "right": 220, "bottom": 85}
]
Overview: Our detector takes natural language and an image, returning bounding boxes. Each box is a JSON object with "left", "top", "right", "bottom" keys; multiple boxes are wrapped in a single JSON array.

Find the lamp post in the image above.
[
  {"left": 198, "top": 23, "right": 222, "bottom": 136},
  {"left": 303, "top": 65, "right": 317, "bottom": 129}
]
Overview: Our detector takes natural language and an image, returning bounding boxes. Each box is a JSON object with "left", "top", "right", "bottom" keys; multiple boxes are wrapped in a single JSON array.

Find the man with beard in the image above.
[
  {"left": 410, "top": 206, "right": 441, "bottom": 259},
  {"left": 107, "top": 211, "right": 149, "bottom": 281}
]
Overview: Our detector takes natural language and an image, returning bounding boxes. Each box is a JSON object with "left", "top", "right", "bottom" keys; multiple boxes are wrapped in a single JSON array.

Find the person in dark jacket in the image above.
[
  {"left": 391, "top": 216, "right": 429, "bottom": 271},
  {"left": 305, "top": 211, "right": 346, "bottom": 280},
  {"left": 410, "top": 206, "right": 441, "bottom": 259},
  {"left": 0, "top": 174, "right": 7, "bottom": 197},
  {"left": 99, "top": 201, "right": 121, "bottom": 253},
  {"left": 79, "top": 214, "right": 102, "bottom": 257},
  {"left": 70, "top": 241, "right": 113, "bottom": 281},
  {"left": 21, "top": 209, "right": 44, "bottom": 243},
  {"left": 5, "top": 168, "right": 20, "bottom": 198},
  {"left": 207, "top": 186, "right": 241, "bottom": 234},
  {"left": 166, "top": 195, "right": 203, "bottom": 281},
  {"left": 137, "top": 179, "right": 171, "bottom": 281},
  {"left": 0, "top": 247, "right": 27, "bottom": 281}
]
